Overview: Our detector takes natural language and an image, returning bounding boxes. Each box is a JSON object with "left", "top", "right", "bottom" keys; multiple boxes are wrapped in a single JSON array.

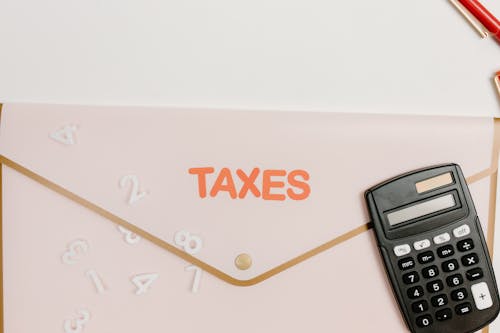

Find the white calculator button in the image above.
[
  {"left": 433, "top": 232, "right": 451, "bottom": 245},
  {"left": 453, "top": 224, "right": 471, "bottom": 238},
  {"left": 413, "top": 239, "right": 431, "bottom": 251},
  {"left": 471, "top": 282, "right": 493, "bottom": 310},
  {"left": 394, "top": 244, "right": 411, "bottom": 257}
]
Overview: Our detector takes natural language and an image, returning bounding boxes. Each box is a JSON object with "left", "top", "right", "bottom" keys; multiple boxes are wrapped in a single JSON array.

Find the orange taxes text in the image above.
[{"left": 188, "top": 167, "right": 311, "bottom": 201}]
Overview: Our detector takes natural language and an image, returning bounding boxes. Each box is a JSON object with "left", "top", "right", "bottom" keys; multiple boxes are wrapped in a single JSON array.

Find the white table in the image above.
[{"left": 0, "top": 0, "right": 499, "bottom": 116}]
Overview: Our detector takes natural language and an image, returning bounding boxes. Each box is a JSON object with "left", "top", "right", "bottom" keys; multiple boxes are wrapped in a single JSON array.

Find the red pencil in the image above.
[{"left": 458, "top": 0, "right": 500, "bottom": 41}]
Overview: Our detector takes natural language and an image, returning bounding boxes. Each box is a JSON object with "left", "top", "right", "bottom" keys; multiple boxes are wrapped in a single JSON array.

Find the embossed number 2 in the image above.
[{"left": 120, "top": 175, "right": 147, "bottom": 205}]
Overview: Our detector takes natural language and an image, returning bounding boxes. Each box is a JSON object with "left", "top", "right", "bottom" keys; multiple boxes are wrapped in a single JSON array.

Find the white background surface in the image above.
[{"left": 0, "top": 0, "right": 499, "bottom": 116}]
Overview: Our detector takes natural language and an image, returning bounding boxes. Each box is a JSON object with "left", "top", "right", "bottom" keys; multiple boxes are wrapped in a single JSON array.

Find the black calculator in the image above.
[{"left": 365, "top": 164, "right": 500, "bottom": 333}]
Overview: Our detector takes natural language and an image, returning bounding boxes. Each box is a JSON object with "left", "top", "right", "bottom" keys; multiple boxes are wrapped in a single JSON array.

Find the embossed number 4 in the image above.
[
  {"left": 132, "top": 273, "right": 159, "bottom": 295},
  {"left": 50, "top": 125, "right": 78, "bottom": 145}
]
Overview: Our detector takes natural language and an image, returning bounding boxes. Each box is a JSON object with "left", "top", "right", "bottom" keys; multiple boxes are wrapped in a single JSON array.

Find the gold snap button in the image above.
[{"left": 235, "top": 253, "right": 252, "bottom": 270}]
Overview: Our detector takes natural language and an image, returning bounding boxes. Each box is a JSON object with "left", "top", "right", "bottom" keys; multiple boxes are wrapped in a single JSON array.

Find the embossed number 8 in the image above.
[{"left": 174, "top": 230, "right": 203, "bottom": 255}]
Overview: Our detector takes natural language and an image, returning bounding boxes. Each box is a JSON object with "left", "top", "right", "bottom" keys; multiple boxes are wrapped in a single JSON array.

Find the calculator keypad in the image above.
[
  {"left": 466, "top": 268, "right": 483, "bottom": 281},
  {"left": 435, "top": 308, "right": 452, "bottom": 321},
  {"left": 422, "top": 265, "right": 439, "bottom": 279},
  {"left": 394, "top": 224, "right": 494, "bottom": 330},
  {"left": 399, "top": 257, "right": 415, "bottom": 270},
  {"left": 450, "top": 288, "right": 468, "bottom": 302},
  {"left": 416, "top": 315, "right": 433, "bottom": 328},
  {"left": 431, "top": 294, "right": 448, "bottom": 307},
  {"left": 408, "top": 286, "right": 425, "bottom": 299},
  {"left": 437, "top": 245, "right": 454, "bottom": 258},
  {"left": 442, "top": 259, "right": 459, "bottom": 273},
  {"left": 403, "top": 272, "right": 420, "bottom": 285},
  {"left": 461, "top": 253, "right": 479, "bottom": 267},
  {"left": 433, "top": 232, "right": 450, "bottom": 245},
  {"left": 446, "top": 274, "right": 463, "bottom": 287},
  {"left": 426, "top": 280, "right": 444, "bottom": 293},
  {"left": 414, "top": 239, "right": 431, "bottom": 251},
  {"left": 417, "top": 251, "right": 434, "bottom": 265},
  {"left": 453, "top": 224, "right": 471, "bottom": 238},
  {"left": 394, "top": 244, "right": 411, "bottom": 257},
  {"left": 412, "top": 300, "right": 429, "bottom": 313},
  {"left": 457, "top": 238, "right": 474, "bottom": 252},
  {"left": 455, "top": 302, "right": 472, "bottom": 315}
]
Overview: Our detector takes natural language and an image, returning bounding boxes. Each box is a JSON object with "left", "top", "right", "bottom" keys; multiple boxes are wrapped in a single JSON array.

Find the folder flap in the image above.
[{"left": 0, "top": 103, "right": 494, "bottom": 284}]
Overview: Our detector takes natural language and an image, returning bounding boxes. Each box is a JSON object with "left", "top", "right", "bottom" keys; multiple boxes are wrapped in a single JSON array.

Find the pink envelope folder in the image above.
[{"left": 0, "top": 103, "right": 499, "bottom": 332}]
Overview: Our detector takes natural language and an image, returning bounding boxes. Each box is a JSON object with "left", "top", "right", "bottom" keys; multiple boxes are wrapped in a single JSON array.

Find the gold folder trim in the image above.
[
  {"left": 0, "top": 104, "right": 3, "bottom": 333},
  {"left": 0, "top": 155, "right": 373, "bottom": 287},
  {"left": 0, "top": 157, "right": 495, "bottom": 288},
  {"left": 486, "top": 119, "right": 500, "bottom": 256},
  {"left": 0, "top": 106, "right": 499, "bottom": 292},
  {"left": 482, "top": 118, "right": 500, "bottom": 333},
  {"left": 0, "top": 160, "right": 4, "bottom": 333}
]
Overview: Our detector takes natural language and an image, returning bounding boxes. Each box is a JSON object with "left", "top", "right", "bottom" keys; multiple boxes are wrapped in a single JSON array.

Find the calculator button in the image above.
[
  {"left": 461, "top": 253, "right": 479, "bottom": 267},
  {"left": 408, "top": 286, "right": 425, "bottom": 299},
  {"left": 453, "top": 224, "right": 471, "bottom": 238},
  {"left": 394, "top": 244, "right": 411, "bottom": 257},
  {"left": 435, "top": 308, "right": 453, "bottom": 321},
  {"left": 413, "top": 239, "right": 431, "bottom": 251},
  {"left": 398, "top": 257, "right": 415, "bottom": 271},
  {"left": 471, "top": 282, "right": 493, "bottom": 310},
  {"left": 416, "top": 315, "right": 433, "bottom": 328},
  {"left": 426, "top": 280, "right": 444, "bottom": 293},
  {"left": 442, "top": 259, "right": 459, "bottom": 273},
  {"left": 431, "top": 294, "right": 448, "bottom": 307},
  {"left": 412, "top": 300, "right": 429, "bottom": 313},
  {"left": 433, "top": 232, "right": 451, "bottom": 245},
  {"left": 455, "top": 302, "right": 473, "bottom": 315},
  {"left": 402, "top": 272, "right": 420, "bottom": 285},
  {"left": 417, "top": 251, "right": 435, "bottom": 265},
  {"left": 437, "top": 245, "right": 455, "bottom": 258},
  {"left": 457, "top": 238, "right": 474, "bottom": 252},
  {"left": 466, "top": 268, "right": 484, "bottom": 281},
  {"left": 451, "top": 288, "right": 468, "bottom": 301},
  {"left": 422, "top": 265, "right": 439, "bottom": 279},
  {"left": 446, "top": 274, "right": 464, "bottom": 287}
]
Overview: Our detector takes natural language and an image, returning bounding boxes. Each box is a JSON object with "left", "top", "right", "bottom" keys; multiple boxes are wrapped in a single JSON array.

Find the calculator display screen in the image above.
[{"left": 387, "top": 194, "right": 456, "bottom": 226}]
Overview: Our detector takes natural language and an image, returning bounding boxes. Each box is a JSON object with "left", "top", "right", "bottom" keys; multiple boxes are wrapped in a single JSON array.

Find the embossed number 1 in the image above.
[{"left": 86, "top": 269, "right": 106, "bottom": 294}]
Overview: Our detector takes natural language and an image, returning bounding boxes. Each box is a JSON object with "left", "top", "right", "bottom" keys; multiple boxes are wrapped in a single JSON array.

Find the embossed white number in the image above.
[
  {"left": 86, "top": 269, "right": 106, "bottom": 294},
  {"left": 64, "top": 309, "right": 90, "bottom": 333},
  {"left": 132, "top": 273, "right": 159, "bottom": 295},
  {"left": 174, "top": 230, "right": 203, "bottom": 255},
  {"left": 185, "top": 265, "right": 202, "bottom": 293},
  {"left": 62, "top": 240, "right": 89, "bottom": 265},
  {"left": 117, "top": 225, "right": 141, "bottom": 244},
  {"left": 50, "top": 125, "right": 78, "bottom": 145},
  {"left": 120, "top": 175, "right": 147, "bottom": 205}
]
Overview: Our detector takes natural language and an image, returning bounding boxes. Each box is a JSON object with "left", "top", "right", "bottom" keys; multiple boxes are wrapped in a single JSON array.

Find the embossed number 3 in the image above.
[
  {"left": 120, "top": 175, "right": 147, "bottom": 205},
  {"left": 62, "top": 240, "right": 89, "bottom": 265},
  {"left": 64, "top": 309, "right": 90, "bottom": 333}
]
